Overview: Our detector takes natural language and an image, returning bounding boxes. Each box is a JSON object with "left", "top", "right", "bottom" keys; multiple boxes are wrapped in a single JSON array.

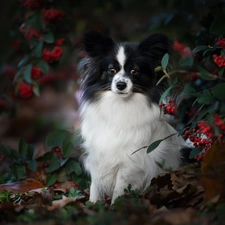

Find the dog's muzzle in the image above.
[{"left": 111, "top": 75, "right": 133, "bottom": 95}]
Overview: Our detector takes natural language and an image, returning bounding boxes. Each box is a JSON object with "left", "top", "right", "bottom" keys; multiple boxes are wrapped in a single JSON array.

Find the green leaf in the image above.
[
  {"left": 37, "top": 60, "right": 49, "bottom": 74},
  {"left": 192, "top": 45, "right": 208, "bottom": 53},
  {"left": 17, "top": 56, "right": 29, "bottom": 68},
  {"left": 178, "top": 57, "right": 193, "bottom": 68},
  {"left": 12, "top": 164, "right": 26, "bottom": 180},
  {"left": 57, "top": 168, "right": 69, "bottom": 182},
  {"left": 24, "top": 64, "right": 32, "bottom": 84},
  {"left": 62, "top": 133, "right": 77, "bottom": 157},
  {"left": 26, "top": 145, "right": 35, "bottom": 160},
  {"left": 159, "top": 84, "right": 174, "bottom": 104},
  {"left": 161, "top": 53, "right": 169, "bottom": 70},
  {"left": 13, "top": 71, "right": 23, "bottom": 82},
  {"left": 60, "top": 158, "right": 69, "bottom": 167},
  {"left": 189, "top": 148, "right": 202, "bottom": 159},
  {"left": 211, "top": 83, "right": 225, "bottom": 100},
  {"left": 218, "top": 67, "right": 225, "bottom": 77},
  {"left": 131, "top": 146, "right": 147, "bottom": 155},
  {"left": 46, "top": 173, "right": 57, "bottom": 186},
  {"left": 0, "top": 190, "right": 12, "bottom": 202},
  {"left": 43, "top": 31, "right": 54, "bottom": 43},
  {"left": 46, "top": 129, "right": 68, "bottom": 148},
  {"left": 62, "top": 142, "right": 73, "bottom": 158},
  {"left": 66, "top": 159, "right": 82, "bottom": 176},
  {"left": 34, "top": 41, "right": 43, "bottom": 58},
  {"left": 147, "top": 133, "right": 177, "bottom": 154},
  {"left": 33, "top": 85, "right": 40, "bottom": 97},
  {"left": 147, "top": 139, "right": 163, "bottom": 153},
  {"left": 0, "top": 144, "right": 11, "bottom": 157},
  {"left": 18, "top": 138, "right": 28, "bottom": 156},
  {"left": 36, "top": 151, "right": 54, "bottom": 161},
  {"left": 183, "top": 84, "right": 197, "bottom": 95},
  {"left": 11, "top": 149, "right": 20, "bottom": 158},
  {"left": 197, "top": 93, "right": 215, "bottom": 104},
  {"left": 45, "top": 155, "right": 61, "bottom": 173},
  {"left": 198, "top": 66, "right": 216, "bottom": 81},
  {"left": 28, "top": 160, "right": 38, "bottom": 171}
]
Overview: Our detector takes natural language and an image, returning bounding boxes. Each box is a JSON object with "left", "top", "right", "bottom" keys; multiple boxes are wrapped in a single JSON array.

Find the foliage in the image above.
[
  {"left": 156, "top": 3, "right": 225, "bottom": 161},
  {"left": 0, "top": 129, "right": 86, "bottom": 188}
]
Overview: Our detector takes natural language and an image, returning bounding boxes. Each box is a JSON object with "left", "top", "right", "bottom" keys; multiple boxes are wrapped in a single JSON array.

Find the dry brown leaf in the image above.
[
  {"left": 47, "top": 195, "right": 86, "bottom": 211},
  {"left": 144, "top": 163, "right": 204, "bottom": 208},
  {"left": 0, "top": 178, "right": 44, "bottom": 194},
  {"left": 201, "top": 142, "right": 225, "bottom": 202},
  {"left": 163, "top": 208, "right": 196, "bottom": 225}
]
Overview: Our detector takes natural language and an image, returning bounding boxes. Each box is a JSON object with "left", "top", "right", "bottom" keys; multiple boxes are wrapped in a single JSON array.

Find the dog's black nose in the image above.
[{"left": 116, "top": 81, "right": 127, "bottom": 91}]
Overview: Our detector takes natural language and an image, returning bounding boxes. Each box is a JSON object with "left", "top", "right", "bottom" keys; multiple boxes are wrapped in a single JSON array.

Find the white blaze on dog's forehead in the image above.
[{"left": 116, "top": 46, "right": 126, "bottom": 67}]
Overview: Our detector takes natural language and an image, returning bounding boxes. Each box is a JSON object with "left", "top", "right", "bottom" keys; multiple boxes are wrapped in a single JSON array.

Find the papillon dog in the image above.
[{"left": 79, "top": 31, "right": 188, "bottom": 203}]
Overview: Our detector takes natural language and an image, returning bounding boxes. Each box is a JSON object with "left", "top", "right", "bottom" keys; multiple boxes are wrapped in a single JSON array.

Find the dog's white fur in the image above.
[{"left": 80, "top": 92, "right": 186, "bottom": 203}]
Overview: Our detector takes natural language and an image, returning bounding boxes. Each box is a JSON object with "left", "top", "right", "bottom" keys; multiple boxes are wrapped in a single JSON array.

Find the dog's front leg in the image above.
[
  {"left": 89, "top": 180, "right": 101, "bottom": 203},
  {"left": 111, "top": 174, "right": 129, "bottom": 204}
]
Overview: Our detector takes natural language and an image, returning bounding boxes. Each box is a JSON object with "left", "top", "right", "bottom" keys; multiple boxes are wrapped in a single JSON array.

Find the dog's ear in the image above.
[
  {"left": 138, "top": 33, "right": 170, "bottom": 62},
  {"left": 83, "top": 31, "right": 115, "bottom": 57}
]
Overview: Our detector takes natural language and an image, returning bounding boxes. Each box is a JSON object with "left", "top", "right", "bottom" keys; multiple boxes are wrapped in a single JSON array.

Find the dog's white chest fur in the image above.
[{"left": 80, "top": 91, "right": 185, "bottom": 203}]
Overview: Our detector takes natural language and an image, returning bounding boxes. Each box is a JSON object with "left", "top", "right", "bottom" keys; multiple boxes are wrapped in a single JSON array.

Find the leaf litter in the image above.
[{"left": 1, "top": 144, "right": 225, "bottom": 224}]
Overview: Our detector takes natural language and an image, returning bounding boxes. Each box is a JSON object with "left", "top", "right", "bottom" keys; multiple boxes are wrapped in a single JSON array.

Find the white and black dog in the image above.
[{"left": 79, "top": 31, "right": 188, "bottom": 203}]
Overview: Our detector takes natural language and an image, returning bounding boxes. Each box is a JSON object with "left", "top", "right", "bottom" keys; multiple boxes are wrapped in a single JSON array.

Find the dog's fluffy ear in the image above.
[
  {"left": 83, "top": 31, "right": 115, "bottom": 57},
  {"left": 138, "top": 33, "right": 170, "bottom": 63}
]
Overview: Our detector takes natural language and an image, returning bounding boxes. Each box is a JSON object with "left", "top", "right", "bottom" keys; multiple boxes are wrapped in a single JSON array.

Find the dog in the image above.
[{"left": 79, "top": 31, "right": 188, "bottom": 203}]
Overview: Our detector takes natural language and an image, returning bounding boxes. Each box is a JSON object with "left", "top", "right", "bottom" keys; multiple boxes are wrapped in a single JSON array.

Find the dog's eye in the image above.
[
  {"left": 109, "top": 68, "right": 117, "bottom": 75},
  {"left": 131, "top": 69, "right": 138, "bottom": 76}
]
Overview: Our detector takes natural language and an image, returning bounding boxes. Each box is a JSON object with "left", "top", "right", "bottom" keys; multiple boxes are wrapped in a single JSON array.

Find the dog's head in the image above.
[{"left": 80, "top": 31, "right": 170, "bottom": 103}]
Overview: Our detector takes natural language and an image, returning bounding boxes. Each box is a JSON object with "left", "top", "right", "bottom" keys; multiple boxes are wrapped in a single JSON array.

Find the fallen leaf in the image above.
[
  {"left": 201, "top": 142, "right": 225, "bottom": 202},
  {"left": 163, "top": 208, "right": 196, "bottom": 225},
  {"left": 47, "top": 195, "right": 86, "bottom": 211},
  {"left": 144, "top": 163, "right": 204, "bottom": 208},
  {"left": 0, "top": 179, "right": 44, "bottom": 194}
]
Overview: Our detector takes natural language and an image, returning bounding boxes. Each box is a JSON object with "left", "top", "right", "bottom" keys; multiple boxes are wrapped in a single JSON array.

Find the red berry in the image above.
[
  {"left": 18, "top": 82, "right": 33, "bottom": 99},
  {"left": 31, "top": 66, "right": 42, "bottom": 79},
  {"left": 21, "top": 0, "right": 42, "bottom": 9},
  {"left": 43, "top": 9, "right": 65, "bottom": 23},
  {"left": 216, "top": 38, "right": 225, "bottom": 49},
  {"left": 42, "top": 47, "right": 63, "bottom": 63}
]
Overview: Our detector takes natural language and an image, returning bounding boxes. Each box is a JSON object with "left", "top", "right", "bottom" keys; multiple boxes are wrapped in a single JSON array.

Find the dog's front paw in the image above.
[{"left": 89, "top": 182, "right": 101, "bottom": 203}]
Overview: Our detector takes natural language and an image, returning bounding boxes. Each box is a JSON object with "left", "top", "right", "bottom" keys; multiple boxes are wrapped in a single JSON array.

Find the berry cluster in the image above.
[
  {"left": 189, "top": 72, "right": 199, "bottom": 81},
  {"left": 42, "top": 46, "right": 63, "bottom": 63},
  {"left": 21, "top": 0, "right": 42, "bottom": 9},
  {"left": 42, "top": 146, "right": 64, "bottom": 168},
  {"left": 51, "top": 146, "right": 64, "bottom": 158},
  {"left": 12, "top": 2, "right": 67, "bottom": 99},
  {"left": 183, "top": 114, "right": 225, "bottom": 161},
  {"left": 173, "top": 40, "right": 192, "bottom": 58},
  {"left": 43, "top": 9, "right": 65, "bottom": 23},
  {"left": 198, "top": 120, "right": 214, "bottom": 138},
  {"left": 159, "top": 100, "right": 177, "bottom": 116},
  {"left": 214, "top": 114, "right": 225, "bottom": 132},
  {"left": 216, "top": 37, "right": 225, "bottom": 49},
  {"left": 18, "top": 82, "right": 33, "bottom": 99},
  {"left": 212, "top": 54, "right": 225, "bottom": 67},
  {"left": 54, "top": 38, "right": 65, "bottom": 46},
  {"left": 31, "top": 66, "right": 42, "bottom": 79},
  {"left": 20, "top": 26, "right": 41, "bottom": 40},
  {"left": 195, "top": 152, "right": 205, "bottom": 161}
]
